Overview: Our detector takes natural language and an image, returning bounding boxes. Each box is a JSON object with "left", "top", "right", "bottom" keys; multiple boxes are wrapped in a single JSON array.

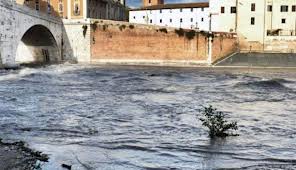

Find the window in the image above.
[
  {"left": 292, "top": 5, "right": 296, "bottom": 12},
  {"left": 74, "top": 0, "right": 80, "bottom": 15},
  {"left": 282, "top": 18, "right": 286, "bottom": 23},
  {"left": 251, "top": 3, "right": 255, "bottom": 11},
  {"left": 268, "top": 5, "right": 272, "bottom": 12},
  {"left": 170, "top": 19, "right": 172, "bottom": 22},
  {"left": 201, "top": 8, "right": 204, "bottom": 11},
  {"left": 251, "top": 17, "right": 255, "bottom": 25},
  {"left": 180, "top": 8, "right": 183, "bottom": 12},
  {"left": 47, "top": 0, "right": 51, "bottom": 14},
  {"left": 231, "top": 7, "right": 236, "bottom": 13},
  {"left": 170, "top": 9, "right": 172, "bottom": 13},
  {"left": 160, "top": 9, "right": 162, "bottom": 13},
  {"left": 160, "top": 19, "right": 162, "bottom": 23},
  {"left": 221, "top": 6, "right": 225, "bottom": 13},
  {"left": 281, "top": 5, "right": 288, "bottom": 12},
  {"left": 191, "top": 8, "right": 193, "bottom": 12},
  {"left": 191, "top": 18, "right": 193, "bottom": 22},
  {"left": 35, "top": 0, "right": 39, "bottom": 11},
  {"left": 150, "top": 19, "right": 152, "bottom": 23},
  {"left": 180, "top": 18, "right": 183, "bottom": 23},
  {"left": 58, "top": 0, "right": 63, "bottom": 14}
]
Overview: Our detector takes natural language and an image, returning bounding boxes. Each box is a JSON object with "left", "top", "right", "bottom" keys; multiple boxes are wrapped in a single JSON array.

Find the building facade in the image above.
[
  {"left": 129, "top": 2, "right": 210, "bottom": 30},
  {"left": 143, "top": 0, "right": 164, "bottom": 7},
  {"left": 16, "top": 0, "right": 126, "bottom": 20},
  {"left": 130, "top": 0, "right": 296, "bottom": 52},
  {"left": 210, "top": 0, "right": 296, "bottom": 51},
  {"left": 87, "top": 0, "right": 126, "bottom": 20}
]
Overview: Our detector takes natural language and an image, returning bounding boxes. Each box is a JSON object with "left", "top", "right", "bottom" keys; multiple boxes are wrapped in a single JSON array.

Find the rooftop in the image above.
[{"left": 130, "top": 2, "right": 209, "bottom": 11}]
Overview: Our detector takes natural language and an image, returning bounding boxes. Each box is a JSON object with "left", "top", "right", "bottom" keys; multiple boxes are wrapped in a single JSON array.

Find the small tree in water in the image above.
[{"left": 199, "top": 105, "right": 238, "bottom": 138}]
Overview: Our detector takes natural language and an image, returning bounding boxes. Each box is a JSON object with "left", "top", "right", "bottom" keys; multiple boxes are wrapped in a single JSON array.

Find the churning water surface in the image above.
[{"left": 0, "top": 64, "right": 295, "bottom": 170}]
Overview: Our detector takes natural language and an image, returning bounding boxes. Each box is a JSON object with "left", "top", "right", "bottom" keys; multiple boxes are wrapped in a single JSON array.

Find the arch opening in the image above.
[{"left": 16, "top": 25, "right": 59, "bottom": 65}]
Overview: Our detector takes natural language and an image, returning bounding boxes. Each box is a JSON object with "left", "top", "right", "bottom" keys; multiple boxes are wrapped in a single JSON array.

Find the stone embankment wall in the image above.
[
  {"left": 89, "top": 20, "right": 238, "bottom": 66},
  {"left": 212, "top": 33, "right": 238, "bottom": 63},
  {"left": 238, "top": 34, "right": 296, "bottom": 53},
  {"left": 63, "top": 19, "right": 238, "bottom": 66},
  {"left": 264, "top": 36, "right": 296, "bottom": 53},
  {"left": 62, "top": 19, "right": 91, "bottom": 63}
]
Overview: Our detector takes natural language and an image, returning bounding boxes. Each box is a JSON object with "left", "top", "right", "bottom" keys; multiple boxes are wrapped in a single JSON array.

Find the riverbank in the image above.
[
  {"left": 2, "top": 58, "right": 296, "bottom": 69},
  {"left": 0, "top": 139, "right": 48, "bottom": 170}
]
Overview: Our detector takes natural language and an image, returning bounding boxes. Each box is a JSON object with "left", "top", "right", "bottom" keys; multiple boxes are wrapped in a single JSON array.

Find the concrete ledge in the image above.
[
  {"left": 215, "top": 53, "right": 296, "bottom": 67},
  {"left": 91, "top": 59, "right": 209, "bottom": 67}
]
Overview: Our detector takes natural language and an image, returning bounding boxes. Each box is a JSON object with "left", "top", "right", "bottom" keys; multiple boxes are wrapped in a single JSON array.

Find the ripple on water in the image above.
[{"left": 0, "top": 65, "right": 295, "bottom": 169}]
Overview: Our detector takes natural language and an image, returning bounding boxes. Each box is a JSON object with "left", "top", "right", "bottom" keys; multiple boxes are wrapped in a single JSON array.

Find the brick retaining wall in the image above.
[{"left": 90, "top": 20, "right": 238, "bottom": 66}]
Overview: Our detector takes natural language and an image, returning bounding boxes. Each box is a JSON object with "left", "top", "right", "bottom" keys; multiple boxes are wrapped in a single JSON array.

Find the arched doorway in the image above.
[{"left": 15, "top": 25, "right": 59, "bottom": 65}]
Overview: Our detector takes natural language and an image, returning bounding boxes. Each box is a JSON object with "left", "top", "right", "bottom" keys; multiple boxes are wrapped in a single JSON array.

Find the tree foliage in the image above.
[{"left": 199, "top": 105, "right": 238, "bottom": 138}]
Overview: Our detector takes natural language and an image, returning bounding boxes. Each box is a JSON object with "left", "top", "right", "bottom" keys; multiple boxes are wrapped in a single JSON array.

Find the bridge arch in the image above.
[{"left": 15, "top": 24, "right": 60, "bottom": 65}]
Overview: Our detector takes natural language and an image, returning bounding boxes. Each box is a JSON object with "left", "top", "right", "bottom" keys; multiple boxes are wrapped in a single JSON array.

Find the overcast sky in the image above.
[{"left": 126, "top": 0, "right": 208, "bottom": 8}]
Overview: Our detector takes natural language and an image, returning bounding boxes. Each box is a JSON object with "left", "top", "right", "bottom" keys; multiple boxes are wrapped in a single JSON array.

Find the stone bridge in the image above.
[{"left": 0, "top": 0, "right": 62, "bottom": 68}]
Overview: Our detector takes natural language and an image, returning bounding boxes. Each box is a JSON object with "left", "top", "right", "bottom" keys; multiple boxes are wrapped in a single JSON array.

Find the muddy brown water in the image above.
[{"left": 0, "top": 64, "right": 295, "bottom": 169}]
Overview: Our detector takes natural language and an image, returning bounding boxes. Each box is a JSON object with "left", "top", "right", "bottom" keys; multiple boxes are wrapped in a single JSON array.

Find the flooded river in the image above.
[{"left": 0, "top": 64, "right": 295, "bottom": 170}]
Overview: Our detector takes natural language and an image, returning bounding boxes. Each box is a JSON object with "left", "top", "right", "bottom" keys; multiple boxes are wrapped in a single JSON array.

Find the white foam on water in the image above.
[{"left": 0, "top": 64, "right": 88, "bottom": 82}]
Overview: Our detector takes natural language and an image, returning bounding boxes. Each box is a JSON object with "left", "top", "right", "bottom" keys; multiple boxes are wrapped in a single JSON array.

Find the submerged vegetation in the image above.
[{"left": 199, "top": 105, "right": 238, "bottom": 138}]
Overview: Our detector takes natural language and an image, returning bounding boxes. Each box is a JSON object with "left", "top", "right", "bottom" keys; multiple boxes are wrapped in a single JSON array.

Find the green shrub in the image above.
[
  {"left": 102, "top": 24, "right": 108, "bottom": 31},
  {"left": 91, "top": 21, "right": 99, "bottom": 32},
  {"left": 185, "top": 30, "right": 196, "bottom": 40},
  {"left": 82, "top": 25, "right": 88, "bottom": 37},
  {"left": 129, "top": 24, "right": 135, "bottom": 29},
  {"left": 119, "top": 24, "right": 126, "bottom": 31},
  {"left": 175, "top": 29, "right": 196, "bottom": 40},
  {"left": 159, "top": 28, "right": 168, "bottom": 33},
  {"left": 199, "top": 105, "right": 238, "bottom": 138},
  {"left": 175, "top": 28, "right": 185, "bottom": 37}
]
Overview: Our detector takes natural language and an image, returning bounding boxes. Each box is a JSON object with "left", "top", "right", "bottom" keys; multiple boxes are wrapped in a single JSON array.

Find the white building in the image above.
[
  {"left": 129, "top": 3, "right": 210, "bottom": 30},
  {"left": 210, "top": 0, "right": 296, "bottom": 51},
  {"left": 130, "top": 0, "right": 296, "bottom": 52}
]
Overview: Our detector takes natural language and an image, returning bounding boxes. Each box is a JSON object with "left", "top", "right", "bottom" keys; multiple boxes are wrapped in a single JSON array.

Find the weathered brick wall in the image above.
[
  {"left": 91, "top": 21, "right": 208, "bottom": 65},
  {"left": 90, "top": 20, "right": 238, "bottom": 65},
  {"left": 212, "top": 33, "right": 238, "bottom": 62}
]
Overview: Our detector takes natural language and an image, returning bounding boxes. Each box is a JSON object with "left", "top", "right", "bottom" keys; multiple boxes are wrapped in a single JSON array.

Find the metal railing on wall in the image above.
[{"left": 267, "top": 29, "right": 296, "bottom": 36}]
